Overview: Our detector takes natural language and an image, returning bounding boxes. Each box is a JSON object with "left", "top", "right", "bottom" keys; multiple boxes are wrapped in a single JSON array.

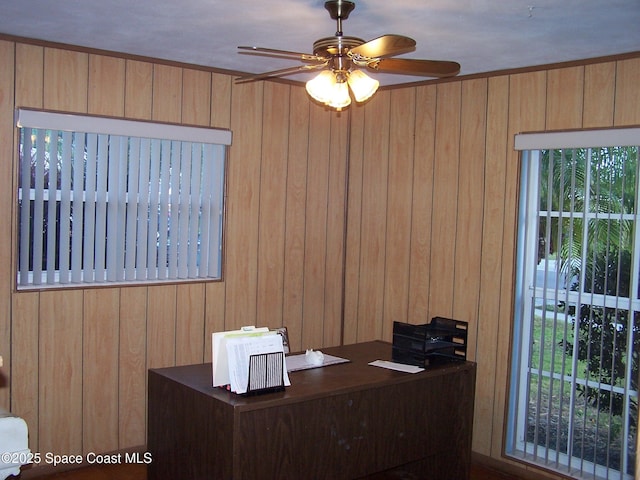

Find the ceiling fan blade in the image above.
[
  {"left": 238, "top": 46, "right": 321, "bottom": 62},
  {"left": 367, "top": 58, "right": 460, "bottom": 78},
  {"left": 349, "top": 34, "right": 416, "bottom": 59},
  {"left": 235, "top": 62, "right": 328, "bottom": 83}
]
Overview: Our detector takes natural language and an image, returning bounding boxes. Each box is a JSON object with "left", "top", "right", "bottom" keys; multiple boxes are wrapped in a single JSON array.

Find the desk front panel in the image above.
[{"left": 148, "top": 341, "right": 475, "bottom": 480}]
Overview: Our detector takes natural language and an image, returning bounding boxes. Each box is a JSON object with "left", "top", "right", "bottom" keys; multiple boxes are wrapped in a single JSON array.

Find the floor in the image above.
[{"left": 24, "top": 462, "right": 523, "bottom": 479}]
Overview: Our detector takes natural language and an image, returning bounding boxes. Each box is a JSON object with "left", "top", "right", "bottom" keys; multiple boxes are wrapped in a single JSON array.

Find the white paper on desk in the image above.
[
  {"left": 286, "top": 353, "right": 350, "bottom": 372},
  {"left": 212, "top": 326, "right": 270, "bottom": 387},
  {"left": 226, "top": 334, "right": 291, "bottom": 394},
  {"left": 368, "top": 360, "right": 425, "bottom": 373}
]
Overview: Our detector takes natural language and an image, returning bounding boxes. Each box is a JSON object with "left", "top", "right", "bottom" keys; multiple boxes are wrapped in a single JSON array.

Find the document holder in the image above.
[
  {"left": 244, "top": 351, "right": 285, "bottom": 396},
  {"left": 392, "top": 317, "right": 468, "bottom": 367}
]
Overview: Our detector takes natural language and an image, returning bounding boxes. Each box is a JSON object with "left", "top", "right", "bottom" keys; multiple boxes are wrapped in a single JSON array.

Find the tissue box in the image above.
[{"left": 0, "top": 409, "right": 30, "bottom": 480}]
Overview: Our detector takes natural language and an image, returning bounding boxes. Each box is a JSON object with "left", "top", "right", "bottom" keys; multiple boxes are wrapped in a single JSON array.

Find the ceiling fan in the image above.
[{"left": 236, "top": 0, "right": 461, "bottom": 110}]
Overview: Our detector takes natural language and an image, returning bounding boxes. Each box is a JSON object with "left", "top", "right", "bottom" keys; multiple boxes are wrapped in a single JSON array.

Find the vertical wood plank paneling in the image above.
[
  {"left": 492, "top": 70, "right": 547, "bottom": 457},
  {"left": 546, "top": 66, "right": 584, "bottom": 129},
  {"left": 152, "top": 64, "right": 182, "bottom": 123},
  {"left": 382, "top": 88, "right": 416, "bottom": 340},
  {"left": 43, "top": 48, "right": 88, "bottom": 112},
  {"left": 343, "top": 104, "right": 365, "bottom": 343},
  {"left": 83, "top": 289, "right": 120, "bottom": 454},
  {"left": 38, "top": 46, "right": 88, "bottom": 457},
  {"left": 147, "top": 63, "right": 182, "bottom": 369},
  {"left": 428, "top": 82, "right": 461, "bottom": 318},
  {"left": 88, "top": 55, "right": 125, "bottom": 116},
  {"left": 210, "top": 72, "right": 232, "bottom": 129},
  {"left": 323, "top": 109, "right": 349, "bottom": 347},
  {"left": 175, "top": 283, "right": 206, "bottom": 365},
  {"left": 614, "top": 57, "right": 640, "bottom": 125},
  {"left": 147, "top": 285, "right": 177, "bottom": 368},
  {"left": 583, "top": 62, "right": 615, "bottom": 128},
  {"left": 124, "top": 60, "right": 153, "bottom": 120},
  {"left": 119, "top": 58, "right": 152, "bottom": 451},
  {"left": 226, "top": 81, "right": 263, "bottom": 328},
  {"left": 11, "top": 42, "right": 44, "bottom": 450},
  {"left": 84, "top": 55, "right": 126, "bottom": 455},
  {"left": 182, "top": 68, "right": 211, "bottom": 126},
  {"left": 118, "top": 286, "right": 148, "bottom": 449},
  {"left": 282, "top": 87, "right": 310, "bottom": 351},
  {"left": 11, "top": 293, "right": 39, "bottom": 449},
  {"left": 356, "top": 91, "right": 391, "bottom": 342},
  {"left": 39, "top": 290, "right": 84, "bottom": 454},
  {"left": 474, "top": 74, "right": 509, "bottom": 455},
  {"left": 301, "top": 103, "right": 332, "bottom": 349},
  {"left": 204, "top": 283, "right": 226, "bottom": 362},
  {"left": 453, "top": 78, "right": 487, "bottom": 354},
  {"left": 3, "top": 39, "right": 640, "bottom": 471},
  {"left": 175, "top": 68, "right": 211, "bottom": 365},
  {"left": 204, "top": 72, "right": 232, "bottom": 359},
  {"left": 0, "top": 40, "right": 14, "bottom": 410},
  {"left": 257, "top": 82, "right": 290, "bottom": 328},
  {"left": 15, "top": 43, "right": 44, "bottom": 109},
  {"left": 408, "top": 85, "right": 436, "bottom": 324}
]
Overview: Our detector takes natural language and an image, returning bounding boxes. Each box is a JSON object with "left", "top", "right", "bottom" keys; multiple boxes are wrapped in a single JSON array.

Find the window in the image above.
[
  {"left": 508, "top": 129, "right": 639, "bottom": 479},
  {"left": 16, "top": 109, "right": 231, "bottom": 289}
]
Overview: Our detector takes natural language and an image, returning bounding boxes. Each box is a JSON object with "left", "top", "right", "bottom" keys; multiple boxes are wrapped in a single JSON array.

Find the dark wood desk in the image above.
[{"left": 147, "top": 341, "right": 476, "bottom": 480}]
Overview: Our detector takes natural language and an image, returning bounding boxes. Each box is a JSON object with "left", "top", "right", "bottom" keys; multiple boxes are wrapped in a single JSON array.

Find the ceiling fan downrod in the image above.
[{"left": 325, "top": 0, "right": 355, "bottom": 36}]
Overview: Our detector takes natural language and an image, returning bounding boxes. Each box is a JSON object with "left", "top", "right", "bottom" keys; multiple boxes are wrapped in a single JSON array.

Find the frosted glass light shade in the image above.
[
  {"left": 305, "top": 71, "right": 337, "bottom": 104},
  {"left": 326, "top": 81, "right": 351, "bottom": 110},
  {"left": 347, "top": 70, "right": 379, "bottom": 103}
]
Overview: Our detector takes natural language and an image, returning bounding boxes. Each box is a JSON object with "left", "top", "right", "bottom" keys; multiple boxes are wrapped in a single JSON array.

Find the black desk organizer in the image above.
[
  {"left": 392, "top": 317, "right": 468, "bottom": 367},
  {"left": 244, "top": 351, "right": 285, "bottom": 396}
]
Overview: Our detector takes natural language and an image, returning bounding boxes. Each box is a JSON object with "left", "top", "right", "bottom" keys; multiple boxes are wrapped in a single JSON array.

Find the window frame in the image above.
[
  {"left": 508, "top": 128, "right": 640, "bottom": 479},
  {"left": 15, "top": 108, "right": 232, "bottom": 290}
]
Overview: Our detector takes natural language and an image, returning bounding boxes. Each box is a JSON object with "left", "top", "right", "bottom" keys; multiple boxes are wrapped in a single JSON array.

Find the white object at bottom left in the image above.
[{"left": 0, "top": 409, "right": 30, "bottom": 480}]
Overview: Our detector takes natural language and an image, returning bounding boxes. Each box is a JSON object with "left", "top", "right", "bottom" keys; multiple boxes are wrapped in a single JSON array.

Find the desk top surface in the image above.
[{"left": 149, "top": 341, "right": 475, "bottom": 411}]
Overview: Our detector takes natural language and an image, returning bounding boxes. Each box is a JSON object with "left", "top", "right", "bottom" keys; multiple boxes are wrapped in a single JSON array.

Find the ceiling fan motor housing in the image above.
[{"left": 325, "top": 0, "right": 355, "bottom": 20}]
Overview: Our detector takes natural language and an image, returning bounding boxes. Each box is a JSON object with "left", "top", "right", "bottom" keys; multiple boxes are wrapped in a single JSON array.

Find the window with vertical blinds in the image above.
[
  {"left": 16, "top": 109, "right": 231, "bottom": 289},
  {"left": 508, "top": 128, "right": 639, "bottom": 480}
]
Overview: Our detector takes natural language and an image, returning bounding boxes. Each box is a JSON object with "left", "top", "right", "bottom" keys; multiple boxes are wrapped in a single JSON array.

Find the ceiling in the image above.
[{"left": 0, "top": 0, "right": 639, "bottom": 87}]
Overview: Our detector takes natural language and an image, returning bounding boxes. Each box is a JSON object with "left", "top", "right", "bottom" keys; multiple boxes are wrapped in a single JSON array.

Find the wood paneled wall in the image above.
[
  {"left": 0, "top": 40, "right": 348, "bottom": 460},
  {"left": 0, "top": 37, "right": 638, "bottom": 477},
  {"left": 344, "top": 57, "right": 640, "bottom": 472}
]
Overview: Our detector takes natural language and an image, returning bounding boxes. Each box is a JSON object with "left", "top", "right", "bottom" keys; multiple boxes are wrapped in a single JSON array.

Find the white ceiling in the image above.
[{"left": 0, "top": 0, "right": 639, "bottom": 87}]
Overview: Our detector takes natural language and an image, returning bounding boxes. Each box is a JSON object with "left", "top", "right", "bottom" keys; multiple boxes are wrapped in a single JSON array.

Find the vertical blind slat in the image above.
[
  {"left": 32, "top": 130, "right": 46, "bottom": 285},
  {"left": 19, "top": 129, "right": 33, "bottom": 285},
  {"left": 157, "top": 140, "right": 171, "bottom": 280},
  {"left": 116, "top": 137, "right": 128, "bottom": 281},
  {"left": 209, "top": 144, "right": 226, "bottom": 277},
  {"left": 45, "top": 131, "right": 59, "bottom": 285},
  {"left": 84, "top": 133, "right": 98, "bottom": 283},
  {"left": 168, "top": 141, "right": 180, "bottom": 279},
  {"left": 136, "top": 138, "right": 151, "bottom": 281},
  {"left": 95, "top": 134, "right": 109, "bottom": 281},
  {"left": 71, "top": 132, "right": 85, "bottom": 284},
  {"left": 125, "top": 137, "right": 141, "bottom": 281},
  {"left": 147, "top": 139, "right": 161, "bottom": 279},
  {"left": 106, "top": 136, "right": 120, "bottom": 282},
  {"left": 58, "top": 131, "right": 73, "bottom": 284},
  {"left": 177, "top": 142, "right": 192, "bottom": 279},
  {"left": 188, "top": 144, "right": 202, "bottom": 279}
]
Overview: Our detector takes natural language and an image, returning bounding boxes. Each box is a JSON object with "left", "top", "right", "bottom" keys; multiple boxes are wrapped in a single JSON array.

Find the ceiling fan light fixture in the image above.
[
  {"left": 326, "top": 79, "right": 351, "bottom": 110},
  {"left": 305, "top": 70, "right": 337, "bottom": 104},
  {"left": 347, "top": 69, "right": 379, "bottom": 103}
]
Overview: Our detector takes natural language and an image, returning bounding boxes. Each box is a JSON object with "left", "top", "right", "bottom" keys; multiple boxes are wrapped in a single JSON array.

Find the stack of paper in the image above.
[{"left": 212, "top": 326, "right": 291, "bottom": 394}]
